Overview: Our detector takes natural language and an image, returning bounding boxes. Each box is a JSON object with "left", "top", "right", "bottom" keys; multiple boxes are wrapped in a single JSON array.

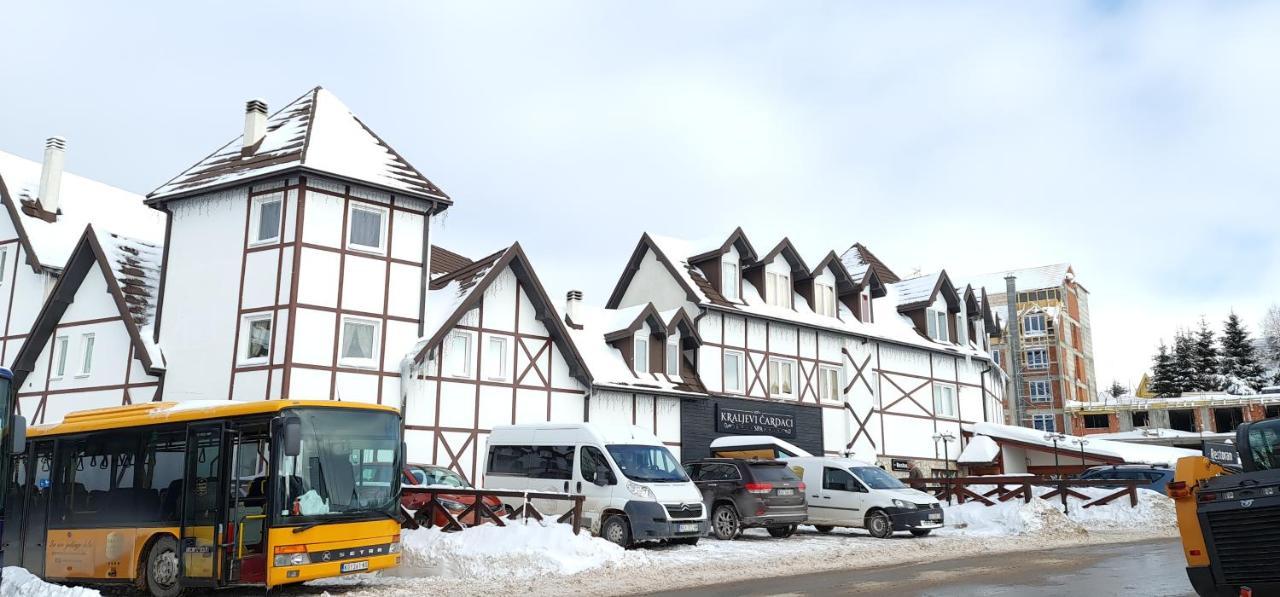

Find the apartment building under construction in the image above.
[{"left": 972, "top": 263, "right": 1097, "bottom": 434}]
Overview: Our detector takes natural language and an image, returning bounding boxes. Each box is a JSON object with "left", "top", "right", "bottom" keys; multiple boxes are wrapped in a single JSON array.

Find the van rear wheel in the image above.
[
  {"left": 601, "top": 514, "right": 632, "bottom": 548},
  {"left": 143, "top": 535, "right": 182, "bottom": 597},
  {"left": 813, "top": 525, "right": 835, "bottom": 534}
]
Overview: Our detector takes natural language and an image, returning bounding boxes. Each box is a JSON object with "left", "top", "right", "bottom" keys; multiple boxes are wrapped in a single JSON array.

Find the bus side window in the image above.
[{"left": 143, "top": 429, "right": 186, "bottom": 523}]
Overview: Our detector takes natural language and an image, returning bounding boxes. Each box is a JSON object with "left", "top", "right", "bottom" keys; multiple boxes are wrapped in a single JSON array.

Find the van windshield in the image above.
[
  {"left": 851, "top": 466, "right": 906, "bottom": 490},
  {"left": 606, "top": 444, "right": 688, "bottom": 483}
]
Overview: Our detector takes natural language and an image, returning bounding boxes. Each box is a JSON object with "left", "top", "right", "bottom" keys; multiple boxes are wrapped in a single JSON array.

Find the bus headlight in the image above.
[
  {"left": 273, "top": 552, "right": 311, "bottom": 567},
  {"left": 388, "top": 542, "right": 402, "bottom": 554}
]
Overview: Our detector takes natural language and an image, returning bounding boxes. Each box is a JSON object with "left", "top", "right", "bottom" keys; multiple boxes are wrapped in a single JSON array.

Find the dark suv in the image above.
[
  {"left": 685, "top": 458, "right": 808, "bottom": 540},
  {"left": 1078, "top": 464, "right": 1176, "bottom": 494}
]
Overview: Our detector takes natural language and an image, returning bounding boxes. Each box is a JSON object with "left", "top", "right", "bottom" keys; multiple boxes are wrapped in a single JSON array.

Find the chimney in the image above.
[
  {"left": 38, "top": 137, "right": 66, "bottom": 215},
  {"left": 565, "top": 290, "right": 583, "bottom": 325},
  {"left": 242, "top": 98, "right": 268, "bottom": 155}
]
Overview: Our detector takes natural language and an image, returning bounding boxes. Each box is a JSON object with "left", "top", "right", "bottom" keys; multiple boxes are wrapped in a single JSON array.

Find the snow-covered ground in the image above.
[
  {"left": 2, "top": 567, "right": 100, "bottom": 597},
  {"left": 310, "top": 491, "right": 1176, "bottom": 597}
]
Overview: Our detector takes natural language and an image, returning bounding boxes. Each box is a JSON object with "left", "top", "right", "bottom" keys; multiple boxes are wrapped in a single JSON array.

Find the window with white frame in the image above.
[
  {"left": 443, "top": 331, "right": 474, "bottom": 377},
  {"left": 1029, "top": 380, "right": 1051, "bottom": 402},
  {"left": 991, "top": 349, "right": 1002, "bottom": 367},
  {"left": 486, "top": 336, "right": 509, "bottom": 380},
  {"left": 933, "top": 383, "right": 958, "bottom": 418},
  {"left": 347, "top": 203, "right": 388, "bottom": 253},
  {"left": 723, "top": 350, "right": 745, "bottom": 393},
  {"left": 1025, "top": 348, "right": 1049, "bottom": 369},
  {"left": 51, "top": 335, "right": 69, "bottom": 379},
  {"left": 926, "top": 309, "right": 949, "bottom": 342},
  {"left": 665, "top": 337, "right": 680, "bottom": 377},
  {"left": 956, "top": 313, "right": 968, "bottom": 346},
  {"left": 721, "top": 262, "right": 739, "bottom": 301},
  {"left": 0, "top": 246, "right": 8, "bottom": 284},
  {"left": 339, "top": 316, "right": 380, "bottom": 367},
  {"left": 819, "top": 365, "right": 842, "bottom": 402},
  {"left": 815, "top": 283, "right": 837, "bottom": 317},
  {"left": 766, "top": 272, "right": 792, "bottom": 308},
  {"left": 1032, "top": 414, "right": 1056, "bottom": 432},
  {"left": 242, "top": 314, "right": 272, "bottom": 364},
  {"left": 1023, "top": 313, "right": 1046, "bottom": 336},
  {"left": 860, "top": 291, "right": 872, "bottom": 322},
  {"left": 250, "top": 195, "right": 283, "bottom": 245},
  {"left": 633, "top": 335, "right": 649, "bottom": 374},
  {"left": 768, "top": 357, "right": 797, "bottom": 398},
  {"left": 77, "top": 333, "right": 95, "bottom": 376}
]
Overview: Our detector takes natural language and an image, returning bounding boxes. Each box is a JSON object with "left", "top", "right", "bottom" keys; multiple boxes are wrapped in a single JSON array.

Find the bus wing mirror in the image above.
[
  {"left": 283, "top": 417, "right": 302, "bottom": 457},
  {"left": 11, "top": 415, "right": 26, "bottom": 454}
]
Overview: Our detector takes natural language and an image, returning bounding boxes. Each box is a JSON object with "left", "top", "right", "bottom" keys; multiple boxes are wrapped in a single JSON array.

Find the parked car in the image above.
[
  {"left": 401, "top": 463, "right": 505, "bottom": 528},
  {"left": 1078, "top": 464, "right": 1176, "bottom": 494},
  {"left": 784, "top": 456, "right": 943, "bottom": 538},
  {"left": 685, "top": 458, "right": 808, "bottom": 540},
  {"left": 483, "top": 423, "right": 707, "bottom": 547}
]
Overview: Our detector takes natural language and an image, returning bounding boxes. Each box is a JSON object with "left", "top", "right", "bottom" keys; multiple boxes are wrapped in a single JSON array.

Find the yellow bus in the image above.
[{"left": 1, "top": 400, "right": 404, "bottom": 596}]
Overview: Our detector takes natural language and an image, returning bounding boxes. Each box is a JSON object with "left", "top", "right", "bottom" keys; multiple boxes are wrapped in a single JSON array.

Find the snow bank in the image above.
[
  {"left": 400, "top": 521, "right": 626, "bottom": 579},
  {"left": 2, "top": 568, "right": 100, "bottom": 597},
  {"left": 939, "top": 486, "right": 1176, "bottom": 537}
]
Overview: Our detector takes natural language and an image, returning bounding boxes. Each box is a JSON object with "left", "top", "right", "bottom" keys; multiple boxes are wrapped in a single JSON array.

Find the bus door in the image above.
[
  {"left": 5, "top": 441, "right": 53, "bottom": 573},
  {"left": 180, "top": 424, "right": 231, "bottom": 587}
]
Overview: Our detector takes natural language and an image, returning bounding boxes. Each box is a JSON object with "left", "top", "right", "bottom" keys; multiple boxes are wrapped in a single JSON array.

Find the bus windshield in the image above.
[{"left": 276, "top": 408, "right": 400, "bottom": 521}]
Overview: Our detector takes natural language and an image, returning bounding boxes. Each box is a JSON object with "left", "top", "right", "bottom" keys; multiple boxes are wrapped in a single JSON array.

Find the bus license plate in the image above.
[
  {"left": 677, "top": 523, "right": 699, "bottom": 533},
  {"left": 341, "top": 560, "right": 370, "bottom": 573},
  {"left": 777, "top": 489, "right": 795, "bottom": 496}
]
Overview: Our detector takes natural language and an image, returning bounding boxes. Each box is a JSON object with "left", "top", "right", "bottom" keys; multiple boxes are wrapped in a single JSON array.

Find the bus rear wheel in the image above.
[{"left": 143, "top": 535, "right": 182, "bottom": 597}]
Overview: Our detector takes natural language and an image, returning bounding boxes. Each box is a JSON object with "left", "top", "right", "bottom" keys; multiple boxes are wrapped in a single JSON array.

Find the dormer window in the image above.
[
  {"left": 926, "top": 308, "right": 949, "bottom": 342},
  {"left": 665, "top": 335, "right": 680, "bottom": 377},
  {"left": 955, "top": 313, "right": 967, "bottom": 346},
  {"left": 766, "top": 272, "right": 792, "bottom": 308},
  {"left": 633, "top": 334, "right": 649, "bottom": 374},
  {"left": 860, "top": 289, "right": 873, "bottom": 323},
  {"left": 814, "top": 283, "right": 836, "bottom": 317},
  {"left": 721, "top": 261, "right": 739, "bottom": 301}
]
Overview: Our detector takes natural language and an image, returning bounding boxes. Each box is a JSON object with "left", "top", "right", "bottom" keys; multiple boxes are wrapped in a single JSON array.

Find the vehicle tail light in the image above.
[
  {"left": 744, "top": 482, "right": 773, "bottom": 494},
  {"left": 1167, "top": 481, "right": 1190, "bottom": 499},
  {"left": 798, "top": 482, "right": 806, "bottom": 491},
  {"left": 1198, "top": 492, "right": 1216, "bottom": 502},
  {"left": 1189, "top": 549, "right": 1202, "bottom": 557}
]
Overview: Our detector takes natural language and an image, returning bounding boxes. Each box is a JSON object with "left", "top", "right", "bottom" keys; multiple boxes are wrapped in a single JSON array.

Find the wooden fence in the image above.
[
  {"left": 400, "top": 487, "right": 587, "bottom": 534},
  {"left": 913, "top": 476, "right": 1144, "bottom": 509}
]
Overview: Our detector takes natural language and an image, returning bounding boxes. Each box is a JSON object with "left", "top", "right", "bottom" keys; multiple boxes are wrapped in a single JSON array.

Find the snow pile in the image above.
[
  {"left": 400, "top": 521, "right": 627, "bottom": 579},
  {"left": 2, "top": 567, "right": 100, "bottom": 597},
  {"left": 1066, "top": 488, "right": 1177, "bottom": 531},
  {"left": 940, "top": 486, "right": 1176, "bottom": 537}
]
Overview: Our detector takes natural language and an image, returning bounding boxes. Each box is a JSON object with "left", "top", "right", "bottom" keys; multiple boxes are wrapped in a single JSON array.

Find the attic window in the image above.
[
  {"left": 955, "top": 313, "right": 968, "bottom": 346},
  {"left": 765, "top": 272, "right": 792, "bottom": 308},
  {"left": 665, "top": 336, "right": 680, "bottom": 377},
  {"left": 815, "top": 283, "right": 836, "bottom": 317},
  {"left": 926, "top": 308, "right": 949, "bottom": 342},
  {"left": 721, "top": 262, "right": 739, "bottom": 301},
  {"left": 860, "top": 289, "right": 872, "bottom": 323},
  {"left": 634, "top": 335, "right": 650, "bottom": 374},
  {"left": 348, "top": 203, "right": 388, "bottom": 254},
  {"left": 250, "top": 195, "right": 283, "bottom": 245}
]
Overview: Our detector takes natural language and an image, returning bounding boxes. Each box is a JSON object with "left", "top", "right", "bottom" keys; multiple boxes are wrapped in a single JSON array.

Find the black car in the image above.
[
  {"left": 1078, "top": 464, "right": 1176, "bottom": 495},
  {"left": 685, "top": 458, "right": 808, "bottom": 540}
]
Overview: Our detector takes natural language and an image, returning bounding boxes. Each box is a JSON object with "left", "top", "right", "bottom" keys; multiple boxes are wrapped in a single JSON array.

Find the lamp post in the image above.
[
  {"left": 1044, "top": 432, "right": 1066, "bottom": 477},
  {"left": 1073, "top": 437, "right": 1089, "bottom": 471},
  {"left": 932, "top": 431, "right": 956, "bottom": 476}
]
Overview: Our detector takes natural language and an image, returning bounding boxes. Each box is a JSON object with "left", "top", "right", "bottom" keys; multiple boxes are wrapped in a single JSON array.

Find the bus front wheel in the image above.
[{"left": 143, "top": 535, "right": 183, "bottom": 597}]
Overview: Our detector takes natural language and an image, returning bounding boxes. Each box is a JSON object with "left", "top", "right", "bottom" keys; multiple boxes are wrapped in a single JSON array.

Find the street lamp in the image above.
[
  {"left": 1071, "top": 437, "right": 1089, "bottom": 473},
  {"left": 1044, "top": 430, "right": 1064, "bottom": 479},
  {"left": 932, "top": 431, "right": 956, "bottom": 476}
]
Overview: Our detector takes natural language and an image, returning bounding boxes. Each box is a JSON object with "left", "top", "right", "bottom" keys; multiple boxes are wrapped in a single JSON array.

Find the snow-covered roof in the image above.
[
  {"left": 968, "top": 263, "right": 1074, "bottom": 297},
  {"left": 709, "top": 435, "right": 813, "bottom": 458},
  {"left": 957, "top": 435, "right": 1000, "bottom": 464},
  {"left": 149, "top": 87, "right": 449, "bottom": 203},
  {"left": 966, "top": 422, "right": 1199, "bottom": 467},
  {"left": 566, "top": 303, "right": 705, "bottom": 397},
  {"left": 0, "top": 149, "right": 164, "bottom": 270},
  {"left": 94, "top": 228, "right": 165, "bottom": 368},
  {"left": 1088, "top": 428, "right": 1218, "bottom": 440},
  {"left": 889, "top": 272, "right": 943, "bottom": 308},
  {"left": 1067, "top": 392, "right": 1280, "bottom": 412},
  {"left": 839, "top": 242, "right": 900, "bottom": 284},
  {"left": 409, "top": 247, "right": 509, "bottom": 363}
]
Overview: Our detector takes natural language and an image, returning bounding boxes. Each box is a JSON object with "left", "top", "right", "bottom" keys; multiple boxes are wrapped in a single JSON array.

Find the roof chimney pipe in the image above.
[
  {"left": 38, "top": 137, "right": 66, "bottom": 216},
  {"left": 242, "top": 99, "right": 268, "bottom": 155},
  {"left": 565, "top": 290, "right": 583, "bottom": 326}
]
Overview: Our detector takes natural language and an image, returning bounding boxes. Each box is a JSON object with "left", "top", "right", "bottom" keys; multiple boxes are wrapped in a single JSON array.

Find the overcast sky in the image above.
[{"left": 3, "top": 2, "right": 1278, "bottom": 389}]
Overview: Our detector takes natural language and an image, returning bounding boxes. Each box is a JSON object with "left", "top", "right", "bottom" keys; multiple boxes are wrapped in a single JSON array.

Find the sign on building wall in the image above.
[{"left": 716, "top": 405, "right": 796, "bottom": 438}]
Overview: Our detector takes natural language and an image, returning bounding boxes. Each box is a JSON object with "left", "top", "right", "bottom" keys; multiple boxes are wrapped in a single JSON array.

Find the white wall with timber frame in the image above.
[
  {"left": 0, "top": 213, "right": 55, "bottom": 367},
  {"left": 157, "top": 175, "right": 430, "bottom": 406},
  {"left": 15, "top": 261, "right": 158, "bottom": 424}
]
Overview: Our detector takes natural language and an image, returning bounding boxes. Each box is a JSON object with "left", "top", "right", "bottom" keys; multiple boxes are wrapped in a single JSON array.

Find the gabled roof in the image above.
[
  {"left": 746, "top": 238, "right": 809, "bottom": 276},
  {"left": 808, "top": 251, "right": 859, "bottom": 295},
  {"left": 0, "top": 149, "right": 164, "bottom": 272},
  {"left": 961, "top": 284, "right": 980, "bottom": 317},
  {"left": 12, "top": 225, "right": 165, "bottom": 389},
  {"left": 148, "top": 87, "right": 450, "bottom": 205},
  {"left": 891, "top": 271, "right": 960, "bottom": 312},
  {"left": 840, "top": 242, "right": 900, "bottom": 285},
  {"left": 687, "top": 226, "right": 758, "bottom": 264},
  {"left": 429, "top": 245, "right": 473, "bottom": 279},
  {"left": 408, "top": 243, "right": 590, "bottom": 386},
  {"left": 601, "top": 303, "right": 667, "bottom": 343},
  {"left": 565, "top": 302, "right": 708, "bottom": 398},
  {"left": 661, "top": 307, "right": 701, "bottom": 343}
]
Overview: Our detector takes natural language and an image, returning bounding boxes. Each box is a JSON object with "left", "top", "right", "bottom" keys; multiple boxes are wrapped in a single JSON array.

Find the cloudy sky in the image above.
[{"left": 3, "top": 2, "right": 1278, "bottom": 389}]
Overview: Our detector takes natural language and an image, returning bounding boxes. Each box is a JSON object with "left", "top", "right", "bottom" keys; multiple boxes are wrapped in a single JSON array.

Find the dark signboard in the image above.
[
  {"left": 891, "top": 459, "right": 911, "bottom": 472},
  {"left": 1203, "top": 441, "right": 1240, "bottom": 467},
  {"left": 716, "top": 406, "right": 796, "bottom": 438}
]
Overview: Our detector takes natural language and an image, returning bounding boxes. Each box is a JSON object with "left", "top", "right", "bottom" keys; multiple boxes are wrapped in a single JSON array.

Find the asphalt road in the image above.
[{"left": 645, "top": 538, "right": 1194, "bottom": 597}]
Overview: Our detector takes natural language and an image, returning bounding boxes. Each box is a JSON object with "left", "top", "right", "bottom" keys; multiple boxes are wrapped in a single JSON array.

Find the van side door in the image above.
[
  {"left": 816, "top": 467, "right": 867, "bottom": 526},
  {"left": 526, "top": 444, "right": 575, "bottom": 516},
  {"left": 574, "top": 445, "right": 617, "bottom": 532}
]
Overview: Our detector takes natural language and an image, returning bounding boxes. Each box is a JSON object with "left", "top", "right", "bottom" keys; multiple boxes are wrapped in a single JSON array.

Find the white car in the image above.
[
  {"left": 784, "top": 456, "right": 943, "bottom": 538},
  {"left": 483, "top": 423, "right": 708, "bottom": 547}
]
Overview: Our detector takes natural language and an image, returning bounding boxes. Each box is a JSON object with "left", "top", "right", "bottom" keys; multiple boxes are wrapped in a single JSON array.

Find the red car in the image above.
[{"left": 402, "top": 464, "right": 506, "bottom": 529}]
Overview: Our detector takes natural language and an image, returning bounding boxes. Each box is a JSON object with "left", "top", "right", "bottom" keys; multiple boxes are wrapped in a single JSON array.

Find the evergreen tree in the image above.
[
  {"left": 1150, "top": 342, "right": 1179, "bottom": 397},
  {"left": 1171, "top": 331, "right": 1198, "bottom": 394},
  {"left": 1108, "top": 380, "right": 1127, "bottom": 398},
  {"left": 1193, "top": 318, "right": 1221, "bottom": 391},
  {"left": 1262, "top": 304, "right": 1280, "bottom": 384},
  {"left": 1220, "top": 312, "right": 1268, "bottom": 392}
]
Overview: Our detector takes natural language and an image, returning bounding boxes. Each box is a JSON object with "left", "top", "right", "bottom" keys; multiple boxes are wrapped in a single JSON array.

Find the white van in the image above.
[
  {"left": 482, "top": 423, "right": 707, "bottom": 547},
  {"left": 784, "top": 456, "right": 943, "bottom": 538}
]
